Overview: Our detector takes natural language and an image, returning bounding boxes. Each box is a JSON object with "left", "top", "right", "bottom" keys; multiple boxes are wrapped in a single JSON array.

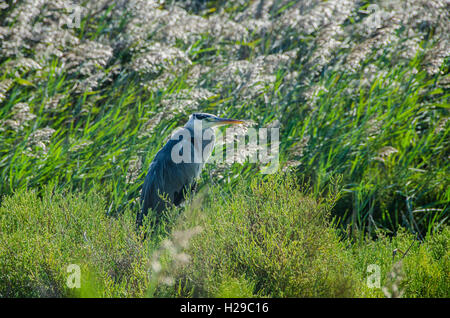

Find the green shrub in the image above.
[
  {"left": 0, "top": 186, "right": 150, "bottom": 297},
  {"left": 351, "top": 227, "right": 449, "bottom": 298},
  {"left": 214, "top": 274, "right": 257, "bottom": 298},
  {"left": 155, "top": 173, "right": 448, "bottom": 298},
  {"left": 161, "top": 174, "right": 370, "bottom": 297},
  {"left": 0, "top": 175, "right": 448, "bottom": 298},
  {"left": 393, "top": 227, "right": 449, "bottom": 298}
]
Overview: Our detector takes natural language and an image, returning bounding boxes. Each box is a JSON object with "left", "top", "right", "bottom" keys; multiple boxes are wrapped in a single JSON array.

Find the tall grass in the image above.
[
  {"left": 0, "top": 0, "right": 448, "bottom": 298},
  {"left": 0, "top": 0, "right": 448, "bottom": 237}
]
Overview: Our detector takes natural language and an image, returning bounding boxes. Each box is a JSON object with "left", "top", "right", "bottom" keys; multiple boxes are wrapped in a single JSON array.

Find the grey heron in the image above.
[{"left": 137, "top": 113, "right": 244, "bottom": 226}]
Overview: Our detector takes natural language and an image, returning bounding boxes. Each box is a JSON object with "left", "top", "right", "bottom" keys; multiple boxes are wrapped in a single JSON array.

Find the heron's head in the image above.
[{"left": 186, "top": 113, "right": 244, "bottom": 130}]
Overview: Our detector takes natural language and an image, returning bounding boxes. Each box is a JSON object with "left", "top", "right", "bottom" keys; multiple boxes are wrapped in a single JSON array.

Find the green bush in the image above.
[
  {"left": 0, "top": 175, "right": 448, "bottom": 298},
  {"left": 0, "top": 186, "right": 150, "bottom": 297},
  {"left": 160, "top": 174, "right": 371, "bottom": 297},
  {"left": 155, "top": 173, "right": 449, "bottom": 298},
  {"left": 351, "top": 227, "right": 449, "bottom": 298}
]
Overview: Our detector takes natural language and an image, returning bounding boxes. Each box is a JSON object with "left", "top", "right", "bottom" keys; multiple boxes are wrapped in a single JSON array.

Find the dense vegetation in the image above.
[
  {"left": 1, "top": 175, "right": 448, "bottom": 297},
  {"left": 0, "top": 0, "right": 448, "bottom": 297}
]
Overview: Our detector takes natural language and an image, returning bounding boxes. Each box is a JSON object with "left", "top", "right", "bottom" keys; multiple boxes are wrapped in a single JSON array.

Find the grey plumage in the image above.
[{"left": 137, "top": 113, "right": 244, "bottom": 226}]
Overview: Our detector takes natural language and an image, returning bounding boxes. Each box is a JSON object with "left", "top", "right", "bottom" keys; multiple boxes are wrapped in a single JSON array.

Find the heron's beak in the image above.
[{"left": 212, "top": 117, "right": 245, "bottom": 126}]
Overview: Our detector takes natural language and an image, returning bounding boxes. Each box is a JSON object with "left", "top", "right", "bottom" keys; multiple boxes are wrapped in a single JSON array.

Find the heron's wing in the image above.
[
  {"left": 137, "top": 140, "right": 199, "bottom": 225},
  {"left": 137, "top": 160, "right": 163, "bottom": 226},
  {"left": 173, "top": 180, "right": 196, "bottom": 206},
  {"left": 162, "top": 148, "right": 199, "bottom": 205}
]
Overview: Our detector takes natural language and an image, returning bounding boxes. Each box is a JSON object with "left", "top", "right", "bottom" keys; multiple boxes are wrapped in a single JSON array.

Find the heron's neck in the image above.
[
  {"left": 185, "top": 126, "right": 215, "bottom": 164},
  {"left": 185, "top": 126, "right": 215, "bottom": 144}
]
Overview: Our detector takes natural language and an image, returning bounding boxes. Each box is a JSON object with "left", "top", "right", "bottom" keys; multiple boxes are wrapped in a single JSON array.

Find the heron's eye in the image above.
[{"left": 195, "top": 114, "right": 207, "bottom": 120}]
